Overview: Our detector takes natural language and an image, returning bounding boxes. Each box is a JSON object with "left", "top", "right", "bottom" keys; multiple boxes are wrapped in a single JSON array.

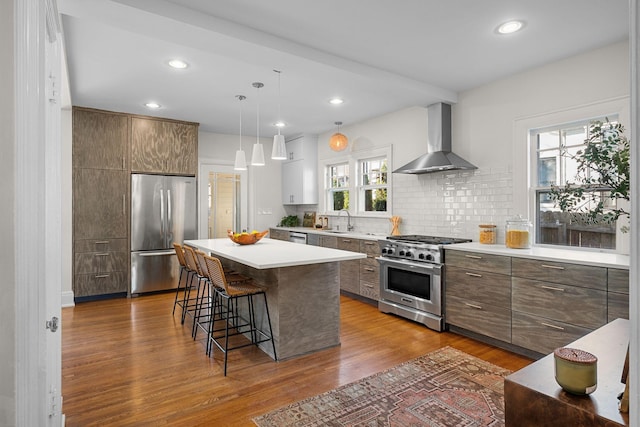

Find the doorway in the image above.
[{"left": 198, "top": 163, "right": 247, "bottom": 239}]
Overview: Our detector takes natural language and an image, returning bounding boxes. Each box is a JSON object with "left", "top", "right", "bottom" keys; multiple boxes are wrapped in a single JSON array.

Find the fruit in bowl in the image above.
[{"left": 228, "top": 229, "right": 269, "bottom": 245}]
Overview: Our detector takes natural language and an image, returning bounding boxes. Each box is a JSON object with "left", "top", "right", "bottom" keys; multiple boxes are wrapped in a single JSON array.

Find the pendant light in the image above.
[
  {"left": 234, "top": 95, "right": 247, "bottom": 171},
  {"left": 329, "top": 121, "right": 348, "bottom": 151},
  {"left": 251, "top": 82, "right": 266, "bottom": 166},
  {"left": 271, "top": 70, "right": 287, "bottom": 160}
]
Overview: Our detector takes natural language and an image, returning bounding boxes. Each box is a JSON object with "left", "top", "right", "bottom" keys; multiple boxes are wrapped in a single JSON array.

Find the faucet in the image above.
[{"left": 339, "top": 209, "right": 354, "bottom": 231}]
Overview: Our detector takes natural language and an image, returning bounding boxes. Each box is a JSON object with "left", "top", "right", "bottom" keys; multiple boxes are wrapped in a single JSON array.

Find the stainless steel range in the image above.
[{"left": 377, "top": 235, "right": 471, "bottom": 331}]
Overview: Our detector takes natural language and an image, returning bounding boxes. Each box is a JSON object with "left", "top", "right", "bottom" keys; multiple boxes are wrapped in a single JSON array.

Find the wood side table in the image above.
[{"left": 505, "top": 318, "right": 629, "bottom": 426}]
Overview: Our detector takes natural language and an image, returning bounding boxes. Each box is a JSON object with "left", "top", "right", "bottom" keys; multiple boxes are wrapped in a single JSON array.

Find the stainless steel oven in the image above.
[
  {"left": 378, "top": 257, "right": 442, "bottom": 330},
  {"left": 377, "top": 235, "right": 470, "bottom": 332}
]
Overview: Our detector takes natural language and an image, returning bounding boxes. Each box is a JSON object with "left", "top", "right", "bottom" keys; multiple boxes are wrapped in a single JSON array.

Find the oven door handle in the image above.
[{"left": 376, "top": 256, "right": 440, "bottom": 271}]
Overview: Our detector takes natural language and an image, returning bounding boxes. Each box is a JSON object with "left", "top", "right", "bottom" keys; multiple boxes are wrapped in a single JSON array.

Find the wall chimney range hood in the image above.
[{"left": 393, "top": 102, "right": 476, "bottom": 174}]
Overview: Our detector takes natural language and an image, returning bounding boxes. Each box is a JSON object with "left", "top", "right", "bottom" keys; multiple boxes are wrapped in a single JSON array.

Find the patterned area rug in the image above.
[{"left": 253, "top": 347, "right": 511, "bottom": 427}]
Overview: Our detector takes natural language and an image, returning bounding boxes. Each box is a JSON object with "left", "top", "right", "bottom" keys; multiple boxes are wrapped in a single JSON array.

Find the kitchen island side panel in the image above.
[{"left": 217, "top": 257, "right": 341, "bottom": 360}]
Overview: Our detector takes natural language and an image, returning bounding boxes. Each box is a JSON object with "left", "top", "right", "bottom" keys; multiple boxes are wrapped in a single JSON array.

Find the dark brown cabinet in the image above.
[
  {"left": 73, "top": 168, "right": 128, "bottom": 240},
  {"left": 73, "top": 108, "right": 129, "bottom": 170},
  {"left": 73, "top": 238, "right": 128, "bottom": 297},
  {"left": 131, "top": 117, "right": 198, "bottom": 175},
  {"left": 73, "top": 107, "right": 130, "bottom": 299},
  {"left": 72, "top": 107, "right": 198, "bottom": 299},
  {"left": 445, "top": 247, "right": 628, "bottom": 357},
  {"left": 445, "top": 252, "right": 512, "bottom": 343}
]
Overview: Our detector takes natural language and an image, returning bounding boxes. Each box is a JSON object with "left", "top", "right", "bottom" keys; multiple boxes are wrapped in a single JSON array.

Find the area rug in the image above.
[{"left": 253, "top": 347, "right": 511, "bottom": 427}]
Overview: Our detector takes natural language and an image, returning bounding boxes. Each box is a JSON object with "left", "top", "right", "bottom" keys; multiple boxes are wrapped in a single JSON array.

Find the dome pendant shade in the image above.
[
  {"left": 234, "top": 149, "right": 247, "bottom": 170},
  {"left": 329, "top": 121, "right": 348, "bottom": 151},
  {"left": 329, "top": 133, "right": 348, "bottom": 151},
  {"left": 272, "top": 134, "right": 287, "bottom": 159},
  {"left": 251, "top": 142, "right": 265, "bottom": 166}
]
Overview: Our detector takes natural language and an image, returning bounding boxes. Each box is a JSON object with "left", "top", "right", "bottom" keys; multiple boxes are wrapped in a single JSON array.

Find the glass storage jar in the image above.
[
  {"left": 505, "top": 215, "right": 532, "bottom": 249},
  {"left": 478, "top": 224, "right": 497, "bottom": 244}
]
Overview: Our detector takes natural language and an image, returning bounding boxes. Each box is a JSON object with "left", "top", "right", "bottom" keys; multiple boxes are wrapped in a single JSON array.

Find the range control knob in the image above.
[
  {"left": 398, "top": 250, "right": 405, "bottom": 256},
  {"left": 404, "top": 251, "right": 413, "bottom": 258},
  {"left": 424, "top": 253, "right": 433, "bottom": 261}
]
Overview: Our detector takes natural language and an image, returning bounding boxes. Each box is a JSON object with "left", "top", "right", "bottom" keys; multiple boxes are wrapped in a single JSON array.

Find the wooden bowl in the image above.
[{"left": 228, "top": 230, "right": 269, "bottom": 245}]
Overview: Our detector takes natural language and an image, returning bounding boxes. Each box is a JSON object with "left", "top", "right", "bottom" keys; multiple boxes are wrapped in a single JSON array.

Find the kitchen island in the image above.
[{"left": 184, "top": 237, "right": 366, "bottom": 360}]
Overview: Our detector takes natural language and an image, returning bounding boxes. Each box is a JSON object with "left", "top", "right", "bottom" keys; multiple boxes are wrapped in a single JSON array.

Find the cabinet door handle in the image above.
[
  {"left": 541, "top": 322, "right": 565, "bottom": 331},
  {"left": 94, "top": 241, "right": 109, "bottom": 245},
  {"left": 541, "top": 264, "right": 565, "bottom": 270},
  {"left": 94, "top": 274, "right": 110, "bottom": 279},
  {"left": 464, "top": 302, "right": 483, "bottom": 310},
  {"left": 364, "top": 268, "right": 375, "bottom": 272},
  {"left": 541, "top": 285, "right": 565, "bottom": 292},
  {"left": 465, "top": 272, "right": 482, "bottom": 278},
  {"left": 122, "top": 194, "right": 126, "bottom": 215},
  {"left": 465, "top": 255, "right": 482, "bottom": 259},
  {"left": 341, "top": 239, "right": 352, "bottom": 243},
  {"left": 94, "top": 253, "right": 109, "bottom": 257},
  {"left": 363, "top": 284, "right": 374, "bottom": 289},
  {"left": 364, "top": 242, "right": 375, "bottom": 246},
  {"left": 122, "top": 155, "right": 125, "bottom": 170}
]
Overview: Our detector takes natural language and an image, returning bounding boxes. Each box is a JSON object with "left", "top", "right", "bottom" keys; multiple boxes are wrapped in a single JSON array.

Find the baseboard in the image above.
[{"left": 61, "top": 291, "right": 75, "bottom": 308}]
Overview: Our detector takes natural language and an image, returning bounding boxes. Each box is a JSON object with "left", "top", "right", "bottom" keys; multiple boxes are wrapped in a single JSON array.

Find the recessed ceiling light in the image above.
[
  {"left": 145, "top": 102, "right": 161, "bottom": 109},
  {"left": 329, "top": 98, "right": 344, "bottom": 105},
  {"left": 168, "top": 59, "right": 188, "bottom": 69},
  {"left": 274, "top": 121, "right": 286, "bottom": 128},
  {"left": 497, "top": 20, "right": 524, "bottom": 34}
]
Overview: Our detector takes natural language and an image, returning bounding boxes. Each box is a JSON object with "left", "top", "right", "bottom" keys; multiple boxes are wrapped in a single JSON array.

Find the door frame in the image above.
[
  {"left": 15, "top": 0, "right": 63, "bottom": 425},
  {"left": 198, "top": 158, "right": 248, "bottom": 239}
]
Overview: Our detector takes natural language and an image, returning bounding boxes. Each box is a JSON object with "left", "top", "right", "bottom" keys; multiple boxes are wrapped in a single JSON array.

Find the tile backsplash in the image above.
[{"left": 288, "top": 166, "right": 514, "bottom": 243}]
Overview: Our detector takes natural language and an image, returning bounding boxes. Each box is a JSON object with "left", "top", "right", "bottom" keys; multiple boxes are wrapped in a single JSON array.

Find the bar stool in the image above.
[
  {"left": 203, "top": 254, "right": 277, "bottom": 376},
  {"left": 172, "top": 243, "right": 195, "bottom": 319},
  {"left": 193, "top": 249, "right": 216, "bottom": 340},
  {"left": 181, "top": 245, "right": 208, "bottom": 326}
]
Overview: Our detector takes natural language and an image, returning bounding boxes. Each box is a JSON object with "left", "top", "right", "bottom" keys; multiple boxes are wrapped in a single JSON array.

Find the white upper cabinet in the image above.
[{"left": 282, "top": 134, "right": 318, "bottom": 205}]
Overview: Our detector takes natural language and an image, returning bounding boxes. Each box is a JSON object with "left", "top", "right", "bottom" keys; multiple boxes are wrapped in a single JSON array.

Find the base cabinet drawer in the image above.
[
  {"left": 359, "top": 281, "right": 379, "bottom": 300},
  {"left": 446, "top": 267, "right": 511, "bottom": 308},
  {"left": 75, "top": 271, "right": 127, "bottom": 297},
  {"left": 74, "top": 251, "right": 128, "bottom": 274},
  {"left": 446, "top": 295, "right": 511, "bottom": 342},
  {"left": 512, "top": 258, "right": 606, "bottom": 290},
  {"left": 511, "top": 311, "right": 591, "bottom": 355},
  {"left": 512, "top": 277, "right": 606, "bottom": 329},
  {"left": 446, "top": 250, "right": 511, "bottom": 274}
]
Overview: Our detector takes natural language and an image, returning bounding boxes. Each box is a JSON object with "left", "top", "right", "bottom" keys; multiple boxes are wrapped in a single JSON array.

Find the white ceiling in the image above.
[{"left": 59, "top": 0, "right": 629, "bottom": 138}]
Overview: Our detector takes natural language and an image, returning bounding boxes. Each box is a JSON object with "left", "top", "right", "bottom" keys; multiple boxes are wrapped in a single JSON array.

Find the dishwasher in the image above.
[{"left": 289, "top": 232, "right": 308, "bottom": 244}]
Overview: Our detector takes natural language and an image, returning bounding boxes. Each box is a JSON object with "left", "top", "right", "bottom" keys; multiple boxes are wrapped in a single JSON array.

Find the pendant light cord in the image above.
[{"left": 275, "top": 69, "right": 282, "bottom": 135}]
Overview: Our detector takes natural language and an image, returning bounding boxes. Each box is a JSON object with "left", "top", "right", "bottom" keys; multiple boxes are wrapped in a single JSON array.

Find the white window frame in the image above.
[
  {"left": 322, "top": 146, "right": 393, "bottom": 218},
  {"left": 513, "top": 97, "right": 630, "bottom": 254}
]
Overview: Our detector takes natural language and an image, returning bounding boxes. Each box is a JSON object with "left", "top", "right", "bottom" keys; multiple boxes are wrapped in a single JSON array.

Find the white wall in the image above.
[
  {"left": 314, "top": 40, "right": 630, "bottom": 244},
  {"left": 0, "top": 0, "right": 15, "bottom": 423},
  {"left": 198, "top": 131, "right": 284, "bottom": 233},
  {"left": 61, "top": 108, "right": 74, "bottom": 305}
]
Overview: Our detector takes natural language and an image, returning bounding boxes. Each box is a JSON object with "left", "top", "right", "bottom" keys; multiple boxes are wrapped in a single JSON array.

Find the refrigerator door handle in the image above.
[
  {"left": 167, "top": 189, "right": 173, "bottom": 246},
  {"left": 159, "top": 188, "right": 165, "bottom": 241},
  {"left": 136, "top": 250, "right": 176, "bottom": 257}
]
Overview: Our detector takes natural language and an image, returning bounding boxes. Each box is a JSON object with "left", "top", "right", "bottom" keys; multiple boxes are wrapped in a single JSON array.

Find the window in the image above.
[
  {"left": 532, "top": 116, "right": 618, "bottom": 250},
  {"left": 323, "top": 146, "right": 392, "bottom": 216},
  {"left": 327, "top": 162, "right": 349, "bottom": 211},
  {"left": 358, "top": 156, "right": 388, "bottom": 212}
]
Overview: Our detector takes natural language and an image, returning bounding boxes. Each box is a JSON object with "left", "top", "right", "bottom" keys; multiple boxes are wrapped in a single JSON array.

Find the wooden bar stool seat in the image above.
[{"left": 203, "top": 254, "right": 277, "bottom": 376}]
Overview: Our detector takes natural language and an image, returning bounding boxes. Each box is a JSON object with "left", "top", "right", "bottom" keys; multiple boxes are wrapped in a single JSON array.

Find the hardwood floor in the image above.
[{"left": 62, "top": 292, "right": 532, "bottom": 426}]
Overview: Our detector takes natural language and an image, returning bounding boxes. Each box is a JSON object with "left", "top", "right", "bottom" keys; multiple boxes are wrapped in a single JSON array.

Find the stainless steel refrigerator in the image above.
[{"left": 131, "top": 174, "right": 197, "bottom": 294}]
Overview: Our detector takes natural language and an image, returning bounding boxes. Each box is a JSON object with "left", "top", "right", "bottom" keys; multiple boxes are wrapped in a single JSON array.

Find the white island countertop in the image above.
[
  {"left": 445, "top": 242, "right": 629, "bottom": 269},
  {"left": 184, "top": 237, "right": 366, "bottom": 269}
]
